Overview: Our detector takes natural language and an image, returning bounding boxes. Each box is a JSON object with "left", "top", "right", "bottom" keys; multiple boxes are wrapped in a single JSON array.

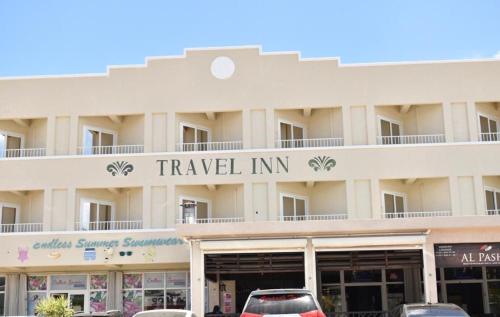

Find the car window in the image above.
[
  {"left": 244, "top": 293, "right": 318, "bottom": 314},
  {"left": 406, "top": 308, "right": 468, "bottom": 317}
]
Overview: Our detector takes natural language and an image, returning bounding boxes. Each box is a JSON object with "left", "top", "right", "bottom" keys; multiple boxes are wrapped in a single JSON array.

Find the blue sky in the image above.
[{"left": 0, "top": 0, "right": 499, "bottom": 76}]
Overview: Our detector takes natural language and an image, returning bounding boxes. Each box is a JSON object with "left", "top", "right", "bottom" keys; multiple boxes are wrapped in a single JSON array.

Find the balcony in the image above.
[
  {"left": 177, "top": 111, "right": 242, "bottom": 152},
  {"left": 375, "top": 104, "right": 445, "bottom": 145},
  {"left": 275, "top": 107, "right": 344, "bottom": 149},
  {"left": 477, "top": 102, "right": 500, "bottom": 142},
  {"left": 77, "top": 114, "right": 144, "bottom": 156},
  {"left": 379, "top": 177, "right": 452, "bottom": 219},
  {"left": 484, "top": 175, "right": 500, "bottom": 216},
  {"left": 277, "top": 181, "right": 347, "bottom": 221},
  {"left": 176, "top": 184, "right": 244, "bottom": 223},
  {"left": 75, "top": 187, "right": 143, "bottom": 231},
  {"left": 0, "top": 118, "right": 47, "bottom": 158},
  {"left": 0, "top": 190, "right": 44, "bottom": 233}
]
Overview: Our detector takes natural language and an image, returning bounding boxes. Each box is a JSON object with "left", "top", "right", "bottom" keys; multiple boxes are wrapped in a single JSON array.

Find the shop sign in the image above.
[
  {"left": 32, "top": 236, "right": 185, "bottom": 250},
  {"left": 50, "top": 274, "right": 87, "bottom": 291},
  {"left": 435, "top": 243, "right": 500, "bottom": 267}
]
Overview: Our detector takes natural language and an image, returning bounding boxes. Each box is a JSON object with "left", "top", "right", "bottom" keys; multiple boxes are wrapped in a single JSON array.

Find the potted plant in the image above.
[{"left": 35, "top": 296, "right": 74, "bottom": 317}]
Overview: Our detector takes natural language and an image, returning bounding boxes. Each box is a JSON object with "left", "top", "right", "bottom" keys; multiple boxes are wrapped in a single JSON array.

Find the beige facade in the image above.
[{"left": 1, "top": 46, "right": 500, "bottom": 316}]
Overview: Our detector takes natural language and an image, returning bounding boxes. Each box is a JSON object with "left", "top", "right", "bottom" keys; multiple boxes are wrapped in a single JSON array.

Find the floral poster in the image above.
[
  {"left": 123, "top": 290, "right": 143, "bottom": 317},
  {"left": 90, "top": 291, "right": 107, "bottom": 312},
  {"left": 90, "top": 274, "right": 108, "bottom": 290},
  {"left": 27, "top": 276, "right": 47, "bottom": 291},
  {"left": 123, "top": 273, "right": 142, "bottom": 289}
]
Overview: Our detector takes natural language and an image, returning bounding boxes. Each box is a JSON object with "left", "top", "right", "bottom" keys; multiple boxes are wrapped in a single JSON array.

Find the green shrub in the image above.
[{"left": 35, "top": 296, "right": 75, "bottom": 317}]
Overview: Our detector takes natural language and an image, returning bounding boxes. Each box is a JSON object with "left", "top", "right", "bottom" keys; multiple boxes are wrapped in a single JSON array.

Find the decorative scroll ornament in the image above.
[
  {"left": 308, "top": 156, "right": 336, "bottom": 171},
  {"left": 106, "top": 161, "right": 134, "bottom": 176}
]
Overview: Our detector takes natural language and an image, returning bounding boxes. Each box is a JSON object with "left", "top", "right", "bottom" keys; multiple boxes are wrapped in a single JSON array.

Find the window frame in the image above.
[
  {"left": 178, "top": 196, "right": 212, "bottom": 221},
  {"left": 0, "top": 130, "right": 25, "bottom": 157},
  {"left": 82, "top": 125, "right": 118, "bottom": 149},
  {"left": 0, "top": 202, "right": 20, "bottom": 226},
  {"left": 79, "top": 198, "right": 116, "bottom": 230},
  {"left": 485, "top": 186, "right": 500, "bottom": 213},
  {"left": 279, "top": 192, "right": 309, "bottom": 218},
  {"left": 377, "top": 115, "right": 403, "bottom": 138},
  {"left": 179, "top": 122, "right": 212, "bottom": 145},
  {"left": 381, "top": 191, "right": 408, "bottom": 215},
  {"left": 277, "top": 118, "right": 307, "bottom": 141},
  {"left": 477, "top": 112, "right": 499, "bottom": 138}
]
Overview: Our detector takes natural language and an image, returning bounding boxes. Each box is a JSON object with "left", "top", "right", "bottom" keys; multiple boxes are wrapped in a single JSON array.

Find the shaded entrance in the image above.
[
  {"left": 205, "top": 252, "right": 305, "bottom": 314},
  {"left": 316, "top": 249, "right": 423, "bottom": 315}
]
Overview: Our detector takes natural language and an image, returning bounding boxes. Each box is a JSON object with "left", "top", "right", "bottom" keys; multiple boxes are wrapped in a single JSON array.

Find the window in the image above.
[
  {"left": 479, "top": 114, "right": 498, "bottom": 141},
  {"left": 0, "top": 203, "right": 19, "bottom": 233},
  {"left": 180, "top": 123, "right": 210, "bottom": 151},
  {"left": 280, "top": 194, "right": 308, "bottom": 220},
  {"left": 179, "top": 197, "right": 210, "bottom": 223},
  {"left": 80, "top": 199, "right": 114, "bottom": 230},
  {"left": 379, "top": 118, "right": 401, "bottom": 144},
  {"left": 0, "top": 131, "right": 24, "bottom": 158},
  {"left": 122, "top": 272, "right": 190, "bottom": 317},
  {"left": 383, "top": 192, "right": 406, "bottom": 217},
  {"left": 485, "top": 187, "right": 500, "bottom": 215},
  {"left": 83, "top": 126, "right": 116, "bottom": 154},
  {"left": 279, "top": 121, "right": 305, "bottom": 148},
  {"left": 0, "top": 276, "right": 4, "bottom": 316}
]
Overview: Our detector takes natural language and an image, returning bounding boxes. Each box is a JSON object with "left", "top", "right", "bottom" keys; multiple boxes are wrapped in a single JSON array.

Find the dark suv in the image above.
[{"left": 241, "top": 289, "right": 325, "bottom": 317}]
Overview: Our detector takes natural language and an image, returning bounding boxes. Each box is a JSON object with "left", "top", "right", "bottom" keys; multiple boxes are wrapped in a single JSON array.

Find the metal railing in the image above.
[
  {"left": 480, "top": 132, "right": 500, "bottom": 142},
  {"left": 177, "top": 217, "right": 245, "bottom": 224},
  {"left": 384, "top": 210, "right": 452, "bottom": 219},
  {"left": 176, "top": 141, "right": 243, "bottom": 152},
  {"left": 75, "top": 220, "right": 143, "bottom": 231},
  {"left": 0, "top": 222, "right": 43, "bottom": 233},
  {"left": 77, "top": 145, "right": 144, "bottom": 155},
  {"left": 487, "top": 209, "right": 500, "bottom": 215},
  {"left": 0, "top": 148, "right": 46, "bottom": 158},
  {"left": 279, "top": 213, "right": 348, "bottom": 221},
  {"left": 276, "top": 138, "right": 344, "bottom": 148},
  {"left": 377, "top": 134, "right": 445, "bottom": 145}
]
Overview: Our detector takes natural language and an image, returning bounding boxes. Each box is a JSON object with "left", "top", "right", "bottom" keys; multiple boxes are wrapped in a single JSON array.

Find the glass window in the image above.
[
  {"left": 489, "top": 281, "right": 500, "bottom": 314},
  {"left": 487, "top": 267, "right": 500, "bottom": 280},
  {"left": 386, "top": 269, "right": 404, "bottom": 282},
  {"left": 344, "top": 270, "right": 382, "bottom": 283},
  {"left": 123, "top": 290, "right": 143, "bottom": 317},
  {"left": 50, "top": 274, "right": 87, "bottom": 291},
  {"left": 167, "top": 289, "right": 187, "bottom": 309},
  {"left": 167, "top": 272, "right": 187, "bottom": 288},
  {"left": 281, "top": 195, "right": 308, "bottom": 219},
  {"left": 444, "top": 267, "right": 483, "bottom": 280},
  {"left": 384, "top": 193, "right": 405, "bottom": 215},
  {"left": 144, "top": 290, "right": 164, "bottom": 310},
  {"left": 123, "top": 274, "right": 143, "bottom": 289},
  {"left": 321, "top": 271, "right": 341, "bottom": 284},
  {"left": 320, "top": 285, "right": 342, "bottom": 313},
  {"left": 387, "top": 284, "right": 405, "bottom": 312}
]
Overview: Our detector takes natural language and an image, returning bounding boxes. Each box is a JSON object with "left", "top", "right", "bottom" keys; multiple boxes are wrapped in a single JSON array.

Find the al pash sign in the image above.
[{"left": 435, "top": 243, "right": 500, "bottom": 267}]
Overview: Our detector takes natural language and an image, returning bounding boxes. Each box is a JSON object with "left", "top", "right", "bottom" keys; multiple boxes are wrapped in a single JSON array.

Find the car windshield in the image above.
[
  {"left": 244, "top": 293, "right": 318, "bottom": 315},
  {"left": 406, "top": 307, "right": 468, "bottom": 317}
]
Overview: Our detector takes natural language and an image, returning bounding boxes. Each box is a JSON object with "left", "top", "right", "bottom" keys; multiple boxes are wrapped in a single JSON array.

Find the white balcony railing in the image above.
[
  {"left": 279, "top": 213, "right": 348, "bottom": 221},
  {"left": 487, "top": 209, "right": 500, "bottom": 215},
  {"left": 75, "top": 220, "right": 143, "bottom": 231},
  {"left": 0, "top": 222, "right": 43, "bottom": 233},
  {"left": 0, "top": 148, "right": 47, "bottom": 158},
  {"left": 276, "top": 138, "right": 344, "bottom": 148},
  {"left": 176, "top": 217, "right": 245, "bottom": 224},
  {"left": 77, "top": 145, "right": 144, "bottom": 155},
  {"left": 384, "top": 210, "right": 452, "bottom": 219},
  {"left": 176, "top": 141, "right": 243, "bottom": 152},
  {"left": 377, "top": 134, "right": 445, "bottom": 145},
  {"left": 480, "top": 132, "right": 500, "bottom": 142}
]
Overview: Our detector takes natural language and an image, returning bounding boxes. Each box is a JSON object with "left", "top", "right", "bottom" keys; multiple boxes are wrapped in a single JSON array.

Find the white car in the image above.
[{"left": 133, "top": 309, "right": 198, "bottom": 317}]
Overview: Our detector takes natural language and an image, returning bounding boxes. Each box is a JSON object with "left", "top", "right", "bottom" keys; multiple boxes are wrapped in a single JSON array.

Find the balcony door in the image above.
[
  {"left": 83, "top": 126, "right": 116, "bottom": 155},
  {"left": 479, "top": 114, "right": 498, "bottom": 141},
  {"left": 0, "top": 203, "right": 19, "bottom": 232},
  {"left": 379, "top": 117, "right": 401, "bottom": 144},
  {"left": 279, "top": 120, "right": 305, "bottom": 148},
  {"left": 80, "top": 199, "right": 114, "bottom": 230},
  {"left": 179, "top": 197, "right": 211, "bottom": 223},
  {"left": 280, "top": 193, "right": 308, "bottom": 220},
  {"left": 383, "top": 192, "right": 406, "bottom": 218},
  {"left": 180, "top": 123, "right": 211, "bottom": 151},
  {"left": 485, "top": 187, "right": 500, "bottom": 215},
  {"left": 0, "top": 131, "right": 24, "bottom": 157}
]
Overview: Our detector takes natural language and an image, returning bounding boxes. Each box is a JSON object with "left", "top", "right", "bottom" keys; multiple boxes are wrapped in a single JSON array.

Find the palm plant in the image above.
[{"left": 35, "top": 296, "right": 74, "bottom": 317}]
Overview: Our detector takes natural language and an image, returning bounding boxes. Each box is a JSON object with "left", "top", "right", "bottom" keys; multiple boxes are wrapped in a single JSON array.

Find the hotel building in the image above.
[{"left": 0, "top": 46, "right": 500, "bottom": 317}]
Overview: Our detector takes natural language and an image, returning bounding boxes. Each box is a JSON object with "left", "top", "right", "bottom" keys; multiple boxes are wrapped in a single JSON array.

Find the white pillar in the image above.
[
  {"left": 46, "top": 115, "right": 56, "bottom": 156},
  {"left": 42, "top": 188, "right": 52, "bottom": 231},
  {"left": 473, "top": 174, "right": 486, "bottom": 215},
  {"left": 266, "top": 108, "right": 275, "bottom": 148},
  {"left": 304, "top": 239, "right": 317, "bottom": 297},
  {"left": 366, "top": 104, "right": 377, "bottom": 145},
  {"left": 243, "top": 182, "right": 253, "bottom": 221},
  {"left": 242, "top": 109, "right": 252, "bottom": 149},
  {"left": 190, "top": 241, "right": 205, "bottom": 317},
  {"left": 167, "top": 112, "right": 176, "bottom": 152},
  {"left": 342, "top": 105, "right": 352, "bottom": 146},
  {"left": 144, "top": 112, "right": 153, "bottom": 153},
  {"left": 371, "top": 178, "right": 381, "bottom": 219},
  {"left": 69, "top": 115, "right": 78, "bottom": 155},
  {"left": 268, "top": 181, "right": 277, "bottom": 221},
  {"left": 5, "top": 274, "right": 20, "bottom": 316},
  {"left": 115, "top": 272, "right": 123, "bottom": 312},
  {"left": 448, "top": 176, "right": 461, "bottom": 216},
  {"left": 466, "top": 101, "right": 478, "bottom": 142},
  {"left": 442, "top": 102, "right": 454, "bottom": 143},
  {"left": 422, "top": 241, "right": 438, "bottom": 303},
  {"left": 66, "top": 187, "right": 76, "bottom": 230},
  {"left": 142, "top": 185, "right": 152, "bottom": 229},
  {"left": 166, "top": 185, "right": 177, "bottom": 227},
  {"left": 346, "top": 179, "right": 356, "bottom": 219}
]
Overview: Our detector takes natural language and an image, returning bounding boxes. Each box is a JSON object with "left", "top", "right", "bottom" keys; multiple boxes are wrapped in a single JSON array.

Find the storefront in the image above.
[{"left": 435, "top": 243, "right": 500, "bottom": 316}]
